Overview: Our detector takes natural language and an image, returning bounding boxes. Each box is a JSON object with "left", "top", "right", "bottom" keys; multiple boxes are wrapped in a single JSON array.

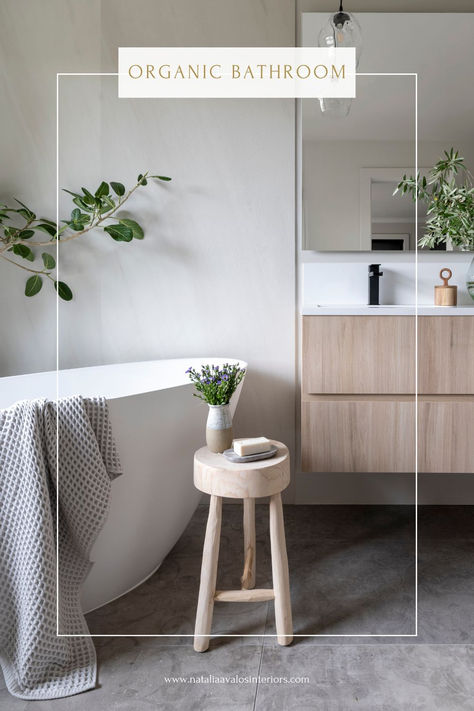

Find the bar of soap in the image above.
[{"left": 233, "top": 437, "right": 271, "bottom": 457}]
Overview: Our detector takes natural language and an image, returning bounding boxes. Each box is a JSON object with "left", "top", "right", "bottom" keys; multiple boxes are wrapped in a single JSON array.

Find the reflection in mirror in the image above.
[
  {"left": 301, "top": 13, "right": 474, "bottom": 252},
  {"left": 372, "top": 182, "right": 411, "bottom": 251},
  {"left": 359, "top": 168, "right": 429, "bottom": 251}
]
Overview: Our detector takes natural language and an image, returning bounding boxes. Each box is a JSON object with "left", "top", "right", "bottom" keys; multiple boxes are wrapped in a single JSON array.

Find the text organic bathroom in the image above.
[{"left": 1, "top": 2, "right": 473, "bottom": 710}]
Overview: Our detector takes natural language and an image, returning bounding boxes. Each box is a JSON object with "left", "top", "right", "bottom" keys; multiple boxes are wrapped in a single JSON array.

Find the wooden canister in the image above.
[{"left": 434, "top": 268, "right": 457, "bottom": 306}]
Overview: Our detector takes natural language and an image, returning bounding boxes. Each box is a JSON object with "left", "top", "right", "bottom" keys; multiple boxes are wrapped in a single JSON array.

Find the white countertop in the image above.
[{"left": 302, "top": 305, "right": 474, "bottom": 316}]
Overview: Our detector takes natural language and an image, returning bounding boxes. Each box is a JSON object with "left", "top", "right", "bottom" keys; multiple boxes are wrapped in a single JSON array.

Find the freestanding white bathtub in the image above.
[{"left": 0, "top": 357, "right": 246, "bottom": 612}]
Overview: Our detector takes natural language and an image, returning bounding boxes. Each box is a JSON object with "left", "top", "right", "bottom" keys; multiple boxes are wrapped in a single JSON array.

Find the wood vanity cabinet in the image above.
[
  {"left": 418, "top": 400, "right": 473, "bottom": 473},
  {"left": 302, "top": 316, "right": 415, "bottom": 394},
  {"left": 418, "top": 317, "right": 474, "bottom": 394},
  {"left": 301, "top": 315, "right": 474, "bottom": 474},
  {"left": 418, "top": 316, "right": 474, "bottom": 473},
  {"left": 301, "top": 397, "right": 415, "bottom": 473}
]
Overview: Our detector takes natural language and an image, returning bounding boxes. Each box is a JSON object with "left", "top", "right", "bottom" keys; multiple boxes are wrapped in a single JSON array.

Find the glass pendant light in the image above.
[{"left": 317, "top": 3, "right": 362, "bottom": 118}]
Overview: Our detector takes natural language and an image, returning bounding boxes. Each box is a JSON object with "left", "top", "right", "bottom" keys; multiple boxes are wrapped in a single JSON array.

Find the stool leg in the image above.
[
  {"left": 269, "top": 493, "right": 293, "bottom": 646},
  {"left": 194, "top": 495, "right": 222, "bottom": 652},
  {"left": 241, "top": 498, "right": 256, "bottom": 590}
]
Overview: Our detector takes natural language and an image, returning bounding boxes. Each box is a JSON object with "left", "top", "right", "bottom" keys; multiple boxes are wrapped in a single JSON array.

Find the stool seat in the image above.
[
  {"left": 193, "top": 441, "right": 293, "bottom": 652},
  {"left": 193, "top": 441, "right": 289, "bottom": 499}
]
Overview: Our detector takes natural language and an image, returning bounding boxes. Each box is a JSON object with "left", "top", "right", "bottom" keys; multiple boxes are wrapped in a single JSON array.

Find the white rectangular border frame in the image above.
[{"left": 56, "top": 70, "right": 418, "bottom": 639}]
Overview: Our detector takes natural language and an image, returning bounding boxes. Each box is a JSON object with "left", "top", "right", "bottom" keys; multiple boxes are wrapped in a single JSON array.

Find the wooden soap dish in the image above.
[{"left": 434, "top": 268, "right": 457, "bottom": 306}]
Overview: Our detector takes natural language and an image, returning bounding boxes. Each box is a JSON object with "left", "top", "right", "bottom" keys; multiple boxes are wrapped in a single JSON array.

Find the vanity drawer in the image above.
[
  {"left": 302, "top": 316, "right": 415, "bottom": 394},
  {"left": 301, "top": 398, "right": 415, "bottom": 473},
  {"left": 418, "top": 317, "right": 474, "bottom": 394},
  {"left": 418, "top": 400, "right": 474, "bottom": 473}
]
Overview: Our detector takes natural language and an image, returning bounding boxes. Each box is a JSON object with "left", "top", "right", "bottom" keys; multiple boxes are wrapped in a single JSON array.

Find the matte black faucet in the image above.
[{"left": 368, "top": 264, "right": 383, "bottom": 305}]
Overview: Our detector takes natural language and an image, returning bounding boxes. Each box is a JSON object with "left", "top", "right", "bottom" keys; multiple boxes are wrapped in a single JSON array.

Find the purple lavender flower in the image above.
[{"left": 185, "top": 362, "right": 246, "bottom": 405}]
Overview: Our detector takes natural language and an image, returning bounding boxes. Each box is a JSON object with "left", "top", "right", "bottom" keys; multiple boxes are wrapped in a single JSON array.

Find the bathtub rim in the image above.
[{"left": 0, "top": 356, "right": 248, "bottom": 409}]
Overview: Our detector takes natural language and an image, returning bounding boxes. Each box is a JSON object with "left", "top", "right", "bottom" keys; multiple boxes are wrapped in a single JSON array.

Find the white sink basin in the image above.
[
  {"left": 303, "top": 304, "right": 474, "bottom": 315},
  {"left": 314, "top": 304, "right": 414, "bottom": 308}
]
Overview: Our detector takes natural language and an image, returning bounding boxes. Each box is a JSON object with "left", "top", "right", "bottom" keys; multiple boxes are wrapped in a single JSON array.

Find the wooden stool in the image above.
[{"left": 193, "top": 440, "right": 292, "bottom": 652}]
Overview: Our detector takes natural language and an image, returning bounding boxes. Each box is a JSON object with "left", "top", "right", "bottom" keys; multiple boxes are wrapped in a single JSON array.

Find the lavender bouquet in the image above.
[{"left": 186, "top": 363, "right": 246, "bottom": 406}]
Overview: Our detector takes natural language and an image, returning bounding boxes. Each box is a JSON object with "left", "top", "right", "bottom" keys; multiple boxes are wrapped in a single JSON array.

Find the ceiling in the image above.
[{"left": 302, "top": 13, "right": 474, "bottom": 142}]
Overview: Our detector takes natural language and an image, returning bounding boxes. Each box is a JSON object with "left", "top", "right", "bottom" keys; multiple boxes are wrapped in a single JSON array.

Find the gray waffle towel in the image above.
[{"left": 0, "top": 397, "right": 121, "bottom": 700}]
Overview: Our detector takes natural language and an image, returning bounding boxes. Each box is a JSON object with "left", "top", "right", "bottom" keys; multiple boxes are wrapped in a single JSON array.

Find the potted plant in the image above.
[
  {"left": 186, "top": 363, "right": 246, "bottom": 453},
  {"left": 395, "top": 148, "right": 474, "bottom": 300}
]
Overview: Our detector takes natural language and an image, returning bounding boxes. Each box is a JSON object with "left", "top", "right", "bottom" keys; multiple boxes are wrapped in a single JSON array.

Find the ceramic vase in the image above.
[{"left": 206, "top": 404, "right": 233, "bottom": 453}]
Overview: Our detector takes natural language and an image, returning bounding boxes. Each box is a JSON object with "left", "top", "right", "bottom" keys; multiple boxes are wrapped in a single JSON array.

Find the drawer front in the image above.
[
  {"left": 301, "top": 399, "right": 415, "bottom": 473},
  {"left": 419, "top": 317, "right": 474, "bottom": 394},
  {"left": 302, "top": 316, "right": 415, "bottom": 394},
  {"left": 418, "top": 400, "right": 474, "bottom": 473}
]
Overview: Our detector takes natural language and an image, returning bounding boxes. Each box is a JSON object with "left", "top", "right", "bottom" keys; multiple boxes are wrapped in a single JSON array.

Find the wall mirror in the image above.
[{"left": 301, "top": 13, "right": 474, "bottom": 252}]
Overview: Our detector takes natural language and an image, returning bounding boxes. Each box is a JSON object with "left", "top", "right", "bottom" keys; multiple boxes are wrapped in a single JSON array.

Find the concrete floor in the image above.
[{"left": 1, "top": 505, "right": 473, "bottom": 710}]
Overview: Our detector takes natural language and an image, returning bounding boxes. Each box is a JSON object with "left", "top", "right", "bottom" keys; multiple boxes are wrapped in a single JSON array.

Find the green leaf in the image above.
[
  {"left": 66, "top": 209, "right": 89, "bottom": 231},
  {"left": 118, "top": 218, "right": 144, "bottom": 240},
  {"left": 12, "top": 244, "right": 34, "bottom": 261},
  {"left": 72, "top": 196, "right": 95, "bottom": 213},
  {"left": 25, "top": 275, "right": 43, "bottom": 297},
  {"left": 81, "top": 187, "right": 95, "bottom": 201},
  {"left": 42, "top": 252, "right": 56, "bottom": 269},
  {"left": 110, "top": 181, "right": 125, "bottom": 197},
  {"left": 100, "top": 195, "right": 116, "bottom": 210},
  {"left": 69, "top": 221, "right": 85, "bottom": 232},
  {"left": 137, "top": 174, "right": 148, "bottom": 186},
  {"left": 62, "top": 188, "right": 83, "bottom": 199},
  {"left": 14, "top": 199, "right": 35, "bottom": 220},
  {"left": 104, "top": 223, "right": 133, "bottom": 242},
  {"left": 17, "top": 209, "right": 35, "bottom": 220},
  {"left": 35, "top": 223, "right": 57, "bottom": 237},
  {"left": 18, "top": 229, "right": 35, "bottom": 240},
  {"left": 54, "top": 281, "right": 73, "bottom": 301},
  {"left": 95, "top": 181, "right": 109, "bottom": 198},
  {"left": 151, "top": 175, "right": 172, "bottom": 181}
]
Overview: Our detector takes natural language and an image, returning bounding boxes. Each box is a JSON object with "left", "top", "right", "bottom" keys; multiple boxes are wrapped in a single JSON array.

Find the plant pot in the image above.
[
  {"left": 206, "top": 404, "right": 233, "bottom": 453},
  {"left": 467, "top": 255, "right": 474, "bottom": 302}
]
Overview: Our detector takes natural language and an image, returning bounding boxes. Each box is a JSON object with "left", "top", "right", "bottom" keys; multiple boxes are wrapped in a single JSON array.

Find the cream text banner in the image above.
[{"left": 118, "top": 47, "right": 356, "bottom": 98}]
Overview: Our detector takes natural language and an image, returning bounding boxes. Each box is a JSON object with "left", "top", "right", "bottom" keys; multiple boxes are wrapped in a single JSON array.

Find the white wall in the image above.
[{"left": 0, "top": 0, "right": 297, "bottom": 498}]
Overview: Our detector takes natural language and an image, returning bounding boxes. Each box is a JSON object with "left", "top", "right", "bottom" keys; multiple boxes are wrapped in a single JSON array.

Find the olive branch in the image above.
[
  {"left": 394, "top": 148, "right": 474, "bottom": 250},
  {"left": 0, "top": 171, "right": 171, "bottom": 300}
]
